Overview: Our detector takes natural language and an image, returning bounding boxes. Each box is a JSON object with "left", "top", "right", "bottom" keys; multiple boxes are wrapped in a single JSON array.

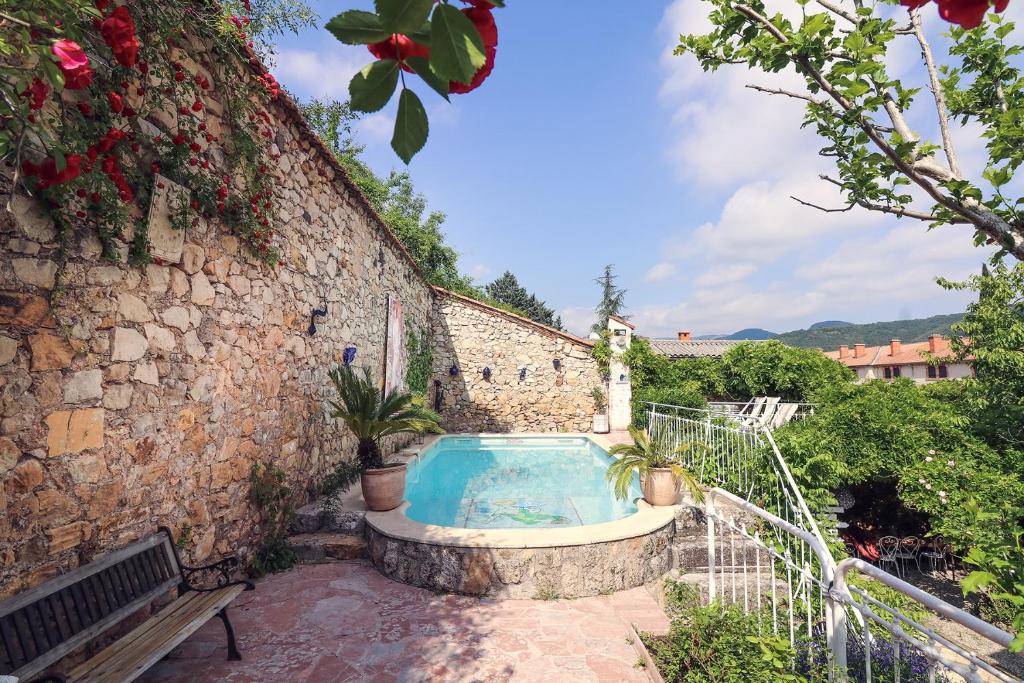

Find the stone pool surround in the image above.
[{"left": 363, "top": 434, "right": 678, "bottom": 599}]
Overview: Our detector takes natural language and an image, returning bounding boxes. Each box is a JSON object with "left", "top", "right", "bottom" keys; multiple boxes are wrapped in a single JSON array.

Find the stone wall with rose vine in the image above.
[{"left": 0, "top": 34, "right": 435, "bottom": 596}]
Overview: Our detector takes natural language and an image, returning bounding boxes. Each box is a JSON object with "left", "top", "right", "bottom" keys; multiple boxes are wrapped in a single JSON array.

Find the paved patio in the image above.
[{"left": 140, "top": 560, "right": 668, "bottom": 682}]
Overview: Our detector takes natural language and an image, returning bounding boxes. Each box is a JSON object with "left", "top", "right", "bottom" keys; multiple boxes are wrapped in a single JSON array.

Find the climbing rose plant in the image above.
[
  {"left": 1, "top": 0, "right": 289, "bottom": 265},
  {"left": 675, "top": 0, "right": 1023, "bottom": 261},
  {"left": 326, "top": 0, "right": 504, "bottom": 163}
]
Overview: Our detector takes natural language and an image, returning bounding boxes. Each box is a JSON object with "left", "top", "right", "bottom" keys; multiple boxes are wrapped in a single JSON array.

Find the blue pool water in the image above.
[{"left": 403, "top": 436, "right": 641, "bottom": 528}]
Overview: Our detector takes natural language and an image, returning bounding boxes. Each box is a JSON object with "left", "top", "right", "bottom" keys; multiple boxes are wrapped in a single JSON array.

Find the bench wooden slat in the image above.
[
  {"left": 0, "top": 535, "right": 170, "bottom": 619},
  {"left": 66, "top": 592, "right": 206, "bottom": 677},
  {"left": 1, "top": 529, "right": 250, "bottom": 682},
  {"left": 81, "top": 592, "right": 226, "bottom": 676},
  {"left": 70, "top": 586, "right": 245, "bottom": 683}
]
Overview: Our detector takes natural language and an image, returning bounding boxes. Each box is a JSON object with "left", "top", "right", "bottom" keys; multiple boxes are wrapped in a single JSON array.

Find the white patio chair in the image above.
[
  {"left": 877, "top": 536, "right": 902, "bottom": 577},
  {"left": 770, "top": 403, "right": 798, "bottom": 429},
  {"left": 896, "top": 536, "right": 923, "bottom": 574},
  {"left": 919, "top": 538, "right": 948, "bottom": 575},
  {"left": 740, "top": 397, "right": 768, "bottom": 428}
]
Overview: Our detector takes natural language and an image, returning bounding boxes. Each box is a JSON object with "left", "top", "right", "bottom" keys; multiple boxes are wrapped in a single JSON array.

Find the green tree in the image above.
[
  {"left": 592, "top": 264, "right": 628, "bottom": 333},
  {"left": 720, "top": 340, "right": 854, "bottom": 401},
  {"left": 676, "top": 3, "right": 1024, "bottom": 260},
  {"left": 485, "top": 271, "right": 562, "bottom": 328},
  {"left": 939, "top": 262, "right": 1024, "bottom": 449}
]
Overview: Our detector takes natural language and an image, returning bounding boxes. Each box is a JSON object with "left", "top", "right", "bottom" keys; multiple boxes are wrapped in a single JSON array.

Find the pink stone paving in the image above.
[{"left": 140, "top": 560, "right": 669, "bottom": 682}]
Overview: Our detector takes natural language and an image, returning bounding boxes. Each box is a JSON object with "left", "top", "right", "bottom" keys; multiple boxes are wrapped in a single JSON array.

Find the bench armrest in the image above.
[{"left": 181, "top": 556, "right": 255, "bottom": 593}]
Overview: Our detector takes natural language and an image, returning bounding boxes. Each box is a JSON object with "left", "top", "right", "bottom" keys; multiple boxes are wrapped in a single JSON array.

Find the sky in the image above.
[{"left": 269, "top": 0, "right": 1021, "bottom": 339}]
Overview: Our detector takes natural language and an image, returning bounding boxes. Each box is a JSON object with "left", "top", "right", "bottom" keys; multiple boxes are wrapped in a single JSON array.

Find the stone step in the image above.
[
  {"left": 289, "top": 497, "right": 366, "bottom": 536},
  {"left": 288, "top": 532, "right": 368, "bottom": 562}
]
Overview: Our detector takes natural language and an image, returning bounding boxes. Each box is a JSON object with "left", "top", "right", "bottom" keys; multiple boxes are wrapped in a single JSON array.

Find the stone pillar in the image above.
[{"left": 607, "top": 317, "right": 633, "bottom": 432}]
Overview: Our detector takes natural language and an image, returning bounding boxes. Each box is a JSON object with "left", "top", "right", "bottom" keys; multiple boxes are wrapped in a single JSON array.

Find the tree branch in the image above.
[
  {"left": 745, "top": 83, "right": 824, "bottom": 105},
  {"left": 731, "top": 2, "right": 1024, "bottom": 258},
  {"left": 796, "top": 176, "right": 951, "bottom": 221},
  {"left": 815, "top": 0, "right": 859, "bottom": 25},
  {"left": 910, "top": 8, "right": 962, "bottom": 179}
]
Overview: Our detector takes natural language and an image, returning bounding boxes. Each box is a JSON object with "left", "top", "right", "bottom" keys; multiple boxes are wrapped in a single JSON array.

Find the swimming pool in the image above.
[{"left": 403, "top": 436, "right": 641, "bottom": 529}]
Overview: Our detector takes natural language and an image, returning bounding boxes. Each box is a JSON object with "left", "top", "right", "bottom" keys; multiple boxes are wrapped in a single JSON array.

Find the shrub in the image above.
[
  {"left": 641, "top": 597, "right": 796, "bottom": 682},
  {"left": 721, "top": 340, "right": 854, "bottom": 402}
]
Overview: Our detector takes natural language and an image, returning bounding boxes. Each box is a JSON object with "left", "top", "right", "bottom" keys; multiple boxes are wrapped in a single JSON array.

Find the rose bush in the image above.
[{"left": 1, "top": 0, "right": 307, "bottom": 266}]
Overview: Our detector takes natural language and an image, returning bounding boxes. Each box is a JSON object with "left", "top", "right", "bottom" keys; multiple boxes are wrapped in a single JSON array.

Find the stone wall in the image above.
[
  {"left": 0, "top": 65, "right": 434, "bottom": 594},
  {"left": 431, "top": 291, "right": 602, "bottom": 432},
  {"left": 365, "top": 522, "right": 675, "bottom": 599}
]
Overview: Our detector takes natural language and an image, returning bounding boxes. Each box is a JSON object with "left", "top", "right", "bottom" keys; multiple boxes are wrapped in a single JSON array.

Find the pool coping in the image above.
[{"left": 364, "top": 433, "right": 679, "bottom": 550}]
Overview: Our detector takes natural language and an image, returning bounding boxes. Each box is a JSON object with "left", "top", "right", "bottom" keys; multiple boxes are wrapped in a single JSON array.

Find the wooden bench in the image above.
[{"left": 0, "top": 527, "right": 253, "bottom": 682}]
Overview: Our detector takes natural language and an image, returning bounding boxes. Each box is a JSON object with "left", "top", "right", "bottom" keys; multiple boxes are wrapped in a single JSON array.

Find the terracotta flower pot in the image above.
[
  {"left": 360, "top": 463, "right": 407, "bottom": 511},
  {"left": 641, "top": 467, "right": 681, "bottom": 506}
]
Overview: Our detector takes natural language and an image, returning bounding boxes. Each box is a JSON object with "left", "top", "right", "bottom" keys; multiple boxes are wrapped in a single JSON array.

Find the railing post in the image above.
[
  {"left": 706, "top": 494, "right": 716, "bottom": 602},
  {"left": 823, "top": 564, "right": 848, "bottom": 680}
]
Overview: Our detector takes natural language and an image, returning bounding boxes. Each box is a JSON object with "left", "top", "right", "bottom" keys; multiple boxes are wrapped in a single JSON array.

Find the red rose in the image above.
[
  {"left": 77, "top": 101, "right": 92, "bottom": 116},
  {"left": 95, "top": 0, "right": 110, "bottom": 10},
  {"left": 108, "top": 91, "right": 124, "bottom": 113},
  {"left": 935, "top": 0, "right": 1008, "bottom": 26},
  {"left": 464, "top": 7, "right": 497, "bottom": 48},
  {"left": 259, "top": 72, "right": 280, "bottom": 98},
  {"left": 899, "top": 0, "right": 931, "bottom": 7},
  {"left": 192, "top": 100, "right": 203, "bottom": 111},
  {"left": 21, "top": 78, "right": 49, "bottom": 110},
  {"left": 100, "top": 6, "right": 140, "bottom": 67},
  {"left": 51, "top": 39, "right": 94, "bottom": 90},
  {"left": 450, "top": 45, "right": 496, "bottom": 94},
  {"left": 34, "top": 154, "right": 84, "bottom": 189},
  {"left": 367, "top": 35, "right": 430, "bottom": 72}
]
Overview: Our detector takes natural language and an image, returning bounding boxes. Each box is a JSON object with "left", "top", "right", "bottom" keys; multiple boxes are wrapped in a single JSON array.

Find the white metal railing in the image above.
[
  {"left": 695, "top": 489, "right": 1022, "bottom": 682},
  {"left": 650, "top": 402, "right": 1022, "bottom": 681},
  {"left": 645, "top": 401, "right": 827, "bottom": 551}
]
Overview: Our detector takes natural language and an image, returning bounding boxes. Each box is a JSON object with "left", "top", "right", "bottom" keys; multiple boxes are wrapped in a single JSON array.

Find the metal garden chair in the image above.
[
  {"left": 896, "top": 536, "right": 923, "bottom": 574},
  {"left": 920, "top": 537, "right": 949, "bottom": 575},
  {"left": 877, "top": 536, "right": 902, "bottom": 577}
]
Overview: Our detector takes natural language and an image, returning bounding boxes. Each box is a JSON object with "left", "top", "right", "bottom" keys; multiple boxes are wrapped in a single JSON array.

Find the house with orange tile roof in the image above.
[{"left": 823, "top": 335, "right": 973, "bottom": 383}]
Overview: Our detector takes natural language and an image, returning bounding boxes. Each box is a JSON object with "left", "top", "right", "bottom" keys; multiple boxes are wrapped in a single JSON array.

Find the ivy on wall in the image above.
[{"left": 405, "top": 322, "right": 432, "bottom": 397}]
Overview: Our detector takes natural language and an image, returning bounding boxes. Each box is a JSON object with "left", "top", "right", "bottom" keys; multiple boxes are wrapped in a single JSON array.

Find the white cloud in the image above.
[
  {"left": 644, "top": 262, "right": 678, "bottom": 283},
  {"left": 360, "top": 112, "right": 396, "bottom": 142},
  {"left": 273, "top": 47, "right": 365, "bottom": 100},
  {"left": 682, "top": 175, "right": 888, "bottom": 263},
  {"left": 559, "top": 306, "right": 596, "bottom": 338},
  {"left": 694, "top": 263, "right": 756, "bottom": 287}
]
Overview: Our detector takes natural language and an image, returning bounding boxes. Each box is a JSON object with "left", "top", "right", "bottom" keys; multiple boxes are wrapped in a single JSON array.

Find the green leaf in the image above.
[
  {"left": 962, "top": 570, "right": 997, "bottom": 594},
  {"left": 326, "top": 10, "right": 391, "bottom": 45},
  {"left": 405, "top": 56, "right": 450, "bottom": 101},
  {"left": 391, "top": 88, "right": 429, "bottom": 164},
  {"left": 376, "top": 0, "right": 434, "bottom": 35},
  {"left": 429, "top": 3, "right": 486, "bottom": 84},
  {"left": 349, "top": 60, "right": 400, "bottom": 113}
]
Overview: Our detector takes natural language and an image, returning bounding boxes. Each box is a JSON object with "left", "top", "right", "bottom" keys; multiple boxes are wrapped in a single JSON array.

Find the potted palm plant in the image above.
[
  {"left": 328, "top": 364, "right": 443, "bottom": 511},
  {"left": 606, "top": 426, "right": 705, "bottom": 506}
]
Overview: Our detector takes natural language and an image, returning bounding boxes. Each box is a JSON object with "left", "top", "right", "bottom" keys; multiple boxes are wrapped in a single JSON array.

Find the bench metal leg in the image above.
[{"left": 217, "top": 607, "right": 242, "bottom": 661}]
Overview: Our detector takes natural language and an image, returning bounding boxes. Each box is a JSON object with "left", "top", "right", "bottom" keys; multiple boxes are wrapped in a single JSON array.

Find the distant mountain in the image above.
[
  {"left": 724, "top": 328, "right": 778, "bottom": 340},
  {"left": 688, "top": 314, "right": 964, "bottom": 348},
  {"left": 693, "top": 328, "right": 777, "bottom": 340},
  {"left": 778, "top": 313, "right": 964, "bottom": 349},
  {"left": 809, "top": 320, "right": 854, "bottom": 330}
]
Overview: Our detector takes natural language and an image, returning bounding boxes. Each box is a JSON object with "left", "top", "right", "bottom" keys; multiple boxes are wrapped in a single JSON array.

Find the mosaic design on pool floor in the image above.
[{"left": 459, "top": 497, "right": 582, "bottom": 528}]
